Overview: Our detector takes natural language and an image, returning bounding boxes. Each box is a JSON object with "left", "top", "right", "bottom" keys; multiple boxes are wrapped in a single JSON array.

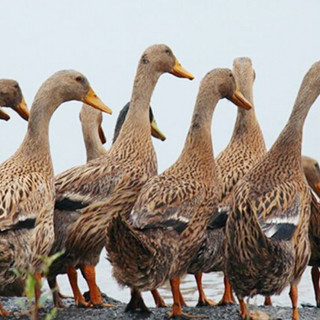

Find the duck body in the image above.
[
  {"left": 106, "top": 68, "right": 252, "bottom": 317},
  {"left": 226, "top": 61, "right": 320, "bottom": 320},
  {"left": 49, "top": 45, "right": 193, "bottom": 308},
  {"left": 0, "top": 70, "right": 110, "bottom": 315},
  {"left": 187, "top": 58, "right": 266, "bottom": 306},
  {"left": 226, "top": 151, "right": 308, "bottom": 296}
]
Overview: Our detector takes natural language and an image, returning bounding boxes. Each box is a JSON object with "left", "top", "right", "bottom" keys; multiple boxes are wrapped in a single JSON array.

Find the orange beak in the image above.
[
  {"left": 229, "top": 89, "right": 253, "bottom": 110},
  {"left": 16, "top": 97, "right": 29, "bottom": 121},
  {"left": 0, "top": 108, "right": 10, "bottom": 121},
  {"left": 315, "top": 182, "right": 320, "bottom": 198},
  {"left": 98, "top": 124, "right": 107, "bottom": 144},
  {"left": 82, "top": 87, "right": 112, "bottom": 115},
  {"left": 170, "top": 57, "right": 194, "bottom": 80}
]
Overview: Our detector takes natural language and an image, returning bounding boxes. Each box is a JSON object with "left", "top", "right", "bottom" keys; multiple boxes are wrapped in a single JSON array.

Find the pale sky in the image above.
[
  {"left": 1, "top": 1, "right": 320, "bottom": 175},
  {"left": 1, "top": 0, "right": 320, "bottom": 306}
]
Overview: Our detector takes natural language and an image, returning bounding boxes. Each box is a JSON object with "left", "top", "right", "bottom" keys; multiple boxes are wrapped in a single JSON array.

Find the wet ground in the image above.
[
  {"left": 2, "top": 294, "right": 320, "bottom": 320},
  {"left": 1, "top": 250, "right": 319, "bottom": 319}
]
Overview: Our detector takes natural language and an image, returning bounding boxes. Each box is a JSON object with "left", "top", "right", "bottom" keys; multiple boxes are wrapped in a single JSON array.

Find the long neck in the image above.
[
  {"left": 18, "top": 86, "right": 61, "bottom": 161},
  {"left": 110, "top": 63, "right": 160, "bottom": 161},
  {"left": 82, "top": 123, "right": 107, "bottom": 162},
  {"left": 229, "top": 79, "right": 264, "bottom": 147},
  {"left": 174, "top": 85, "right": 219, "bottom": 182},
  {"left": 271, "top": 73, "right": 320, "bottom": 164}
]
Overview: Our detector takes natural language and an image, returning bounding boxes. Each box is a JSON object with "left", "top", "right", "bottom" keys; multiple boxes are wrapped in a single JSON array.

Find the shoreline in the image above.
[{"left": 2, "top": 294, "right": 320, "bottom": 320}]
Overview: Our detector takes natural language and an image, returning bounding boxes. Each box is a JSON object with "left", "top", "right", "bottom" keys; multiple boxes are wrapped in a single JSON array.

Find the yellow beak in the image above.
[
  {"left": 170, "top": 57, "right": 194, "bottom": 80},
  {"left": 151, "top": 118, "right": 166, "bottom": 141},
  {"left": 315, "top": 182, "right": 320, "bottom": 198},
  {"left": 16, "top": 97, "right": 29, "bottom": 121},
  {"left": 82, "top": 88, "right": 112, "bottom": 115},
  {"left": 0, "top": 108, "right": 10, "bottom": 121},
  {"left": 98, "top": 124, "right": 107, "bottom": 144},
  {"left": 229, "top": 89, "right": 253, "bottom": 110}
]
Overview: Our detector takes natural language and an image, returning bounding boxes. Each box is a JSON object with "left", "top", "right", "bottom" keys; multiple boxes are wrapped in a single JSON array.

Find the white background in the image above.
[{"left": 0, "top": 0, "right": 319, "bottom": 307}]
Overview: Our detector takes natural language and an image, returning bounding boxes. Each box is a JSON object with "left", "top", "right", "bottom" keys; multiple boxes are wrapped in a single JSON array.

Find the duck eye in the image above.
[
  {"left": 165, "top": 49, "right": 170, "bottom": 55},
  {"left": 141, "top": 54, "right": 149, "bottom": 65},
  {"left": 75, "top": 76, "right": 83, "bottom": 82},
  {"left": 229, "top": 73, "right": 233, "bottom": 78},
  {"left": 14, "top": 84, "right": 19, "bottom": 89}
]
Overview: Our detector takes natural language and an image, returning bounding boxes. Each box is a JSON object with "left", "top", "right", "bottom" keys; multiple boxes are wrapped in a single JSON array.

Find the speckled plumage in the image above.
[
  {"left": 106, "top": 68, "right": 252, "bottom": 317},
  {"left": 51, "top": 45, "right": 193, "bottom": 307},
  {"left": 226, "top": 61, "right": 320, "bottom": 320},
  {"left": 300, "top": 156, "right": 320, "bottom": 307},
  {"left": 187, "top": 58, "right": 266, "bottom": 306},
  {"left": 48, "top": 102, "right": 163, "bottom": 307},
  {"left": 0, "top": 70, "right": 109, "bottom": 315}
]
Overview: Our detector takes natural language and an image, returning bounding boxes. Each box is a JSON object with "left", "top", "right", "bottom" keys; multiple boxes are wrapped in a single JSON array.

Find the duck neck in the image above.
[
  {"left": 271, "top": 75, "right": 319, "bottom": 164},
  {"left": 177, "top": 86, "right": 219, "bottom": 182},
  {"left": 82, "top": 125, "right": 107, "bottom": 162},
  {"left": 230, "top": 77, "right": 264, "bottom": 146},
  {"left": 18, "top": 87, "right": 62, "bottom": 161},
  {"left": 111, "top": 63, "right": 160, "bottom": 161},
  {"left": 230, "top": 108, "right": 263, "bottom": 145}
]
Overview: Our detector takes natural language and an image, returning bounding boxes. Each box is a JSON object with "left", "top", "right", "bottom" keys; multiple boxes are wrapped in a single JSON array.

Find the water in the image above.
[{"left": 52, "top": 249, "right": 315, "bottom": 308}]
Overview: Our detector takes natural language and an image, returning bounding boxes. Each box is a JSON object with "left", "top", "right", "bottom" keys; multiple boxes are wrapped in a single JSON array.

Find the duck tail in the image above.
[{"left": 106, "top": 213, "right": 154, "bottom": 288}]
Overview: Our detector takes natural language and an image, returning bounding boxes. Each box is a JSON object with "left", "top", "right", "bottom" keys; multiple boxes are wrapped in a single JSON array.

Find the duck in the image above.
[
  {"left": 48, "top": 101, "right": 166, "bottom": 308},
  {"left": 0, "top": 79, "right": 29, "bottom": 121},
  {"left": 225, "top": 61, "right": 320, "bottom": 320},
  {"left": 0, "top": 79, "right": 29, "bottom": 300},
  {"left": 303, "top": 156, "right": 320, "bottom": 308},
  {"left": 106, "top": 68, "right": 252, "bottom": 317},
  {"left": 0, "top": 70, "right": 111, "bottom": 316},
  {"left": 47, "top": 44, "right": 194, "bottom": 309},
  {"left": 187, "top": 57, "right": 266, "bottom": 307}
]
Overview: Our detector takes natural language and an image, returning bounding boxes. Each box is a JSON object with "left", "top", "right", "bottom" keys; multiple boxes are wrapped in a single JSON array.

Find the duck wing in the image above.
[
  {"left": 0, "top": 172, "right": 52, "bottom": 231},
  {"left": 129, "top": 175, "right": 205, "bottom": 234},
  {"left": 249, "top": 182, "right": 305, "bottom": 241}
]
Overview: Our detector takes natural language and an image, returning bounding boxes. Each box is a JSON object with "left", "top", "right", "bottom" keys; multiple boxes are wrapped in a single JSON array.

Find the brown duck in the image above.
[
  {"left": 226, "top": 61, "right": 320, "bottom": 320},
  {"left": 49, "top": 45, "right": 193, "bottom": 309},
  {"left": 303, "top": 156, "right": 320, "bottom": 308},
  {"left": 187, "top": 57, "right": 266, "bottom": 307},
  {"left": 0, "top": 70, "right": 111, "bottom": 316},
  {"left": 0, "top": 79, "right": 29, "bottom": 303},
  {"left": 0, "top": 79, "right": 28, "bottom": 121},
  {"left": 106, "top": 68, "right": 252, "bottom": 317},
  {"left": 49, "top": 102, "right": 166, "bottom": 308}
]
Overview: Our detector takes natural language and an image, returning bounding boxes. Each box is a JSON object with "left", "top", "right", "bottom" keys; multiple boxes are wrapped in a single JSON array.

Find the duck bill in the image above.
[
  {"left": 170, "top": 57, "right": 194, "bottom": 80},
  {"left": 16, "top": 97, "right": 30, "bottom": 121},
  {"left": 315, "top": 182, "right": 320, "bottom": 198},
  {"left": 82, "top": 88, "right": 112, "bottom": 115},
  {"left": 98, "top": 124, "right": 107, "bottom": 144},
  {"left": 0, "top": 108, "right": 10, "bottom": 121},
  {"left": 229, "top": 89, "right": 253, "bottom": 110},
  {"left": 151, "top": 119, "right": 166, "bottom": 141}
]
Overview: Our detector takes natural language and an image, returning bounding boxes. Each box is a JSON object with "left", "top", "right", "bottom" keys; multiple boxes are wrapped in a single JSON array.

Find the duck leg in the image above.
[
  {"left": 195, "top": 273, "right": 216, "bottom": 307},
  {"left": 217, "top": 275, "right": 236, "bottom": 305},
  {"left": 80, "top": 264, "right": 114, "bottom": 308},
  {"left": 151, "top": 289, "right": 166, "bottom": 307},
  {"left": 67, "top": 266, "right": 90, "bottom": 307},
  {"left": 239, "top": 298, "right": 250, "bottom": 319},
  {"left": 168, "top": 277, "right": 206, "bottom": 318},
  {"left": 311, "top": 266, "right": 320, "bottom": 307},
  {"left": 264, "top": 296, "right": 272, "bottom": 306},
  {"left": 289, "top": 285, "right": 300, "bottom": 320},
  {"left": 47, "top": 275, "right": 65, "bottom": 308},
  {"left": 125, "top": 287, "right": 151, "bottom": 313}
]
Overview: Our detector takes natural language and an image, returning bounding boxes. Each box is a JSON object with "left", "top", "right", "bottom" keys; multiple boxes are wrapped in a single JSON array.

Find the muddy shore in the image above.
[{"left": 2, "top": 293, "right": 320, "bottom": 320}]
